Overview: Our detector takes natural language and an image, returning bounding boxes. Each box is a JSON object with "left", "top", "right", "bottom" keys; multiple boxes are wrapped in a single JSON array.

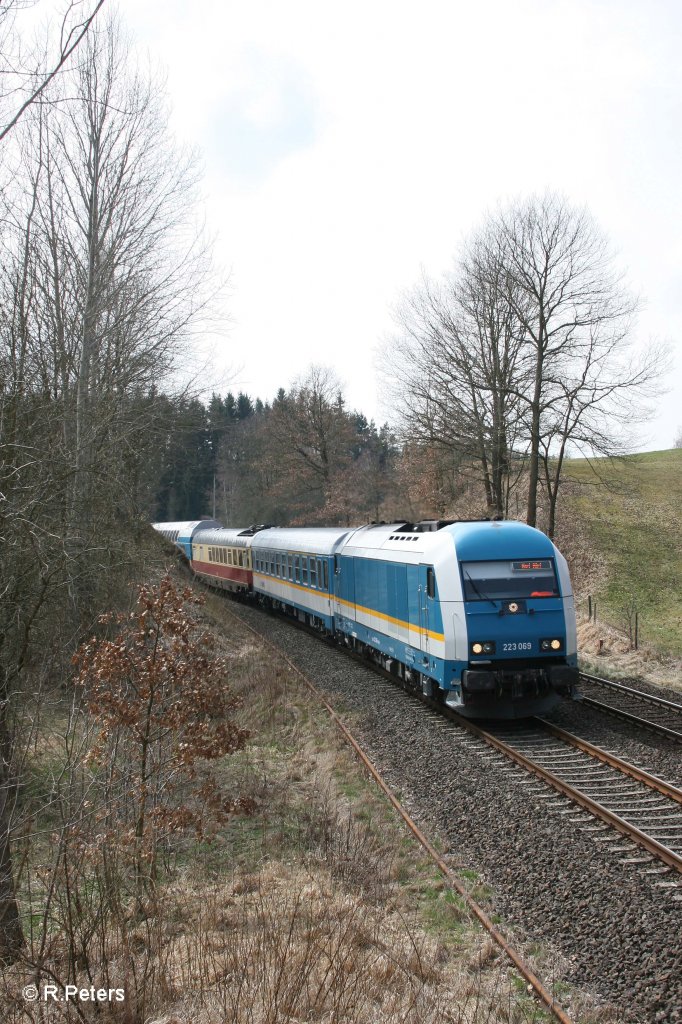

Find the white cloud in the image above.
[{"left": 117, "top": 0, "right": 682, "bottom": 446}]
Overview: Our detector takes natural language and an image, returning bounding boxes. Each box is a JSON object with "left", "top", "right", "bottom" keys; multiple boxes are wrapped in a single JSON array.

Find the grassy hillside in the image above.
[{"left": 562, "top": 448, "right": 682, "bottom": 659}]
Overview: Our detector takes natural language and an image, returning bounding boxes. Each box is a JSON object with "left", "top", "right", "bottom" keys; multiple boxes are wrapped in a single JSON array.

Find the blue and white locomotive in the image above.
[{"left": 154, "top": 517, "right": 579, "bottom": 719}]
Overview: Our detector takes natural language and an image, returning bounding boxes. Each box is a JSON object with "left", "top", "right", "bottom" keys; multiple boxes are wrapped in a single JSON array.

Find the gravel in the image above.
[{"left": 225, "top": 599, "right": 682, "bottom": 1024}]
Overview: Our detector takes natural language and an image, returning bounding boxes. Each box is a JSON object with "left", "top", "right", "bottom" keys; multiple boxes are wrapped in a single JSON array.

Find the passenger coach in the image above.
[{"left": 153, "top": 519, "right": 221, "bottom": 560}]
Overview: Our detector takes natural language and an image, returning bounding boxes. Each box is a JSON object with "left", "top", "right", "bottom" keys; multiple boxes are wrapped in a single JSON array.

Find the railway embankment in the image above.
[
  {"left": 576, "top": 615, "right": 682, "bottom": 695},
  {"left": 563, "top": 447, "right": 682, "bottom": 679}
]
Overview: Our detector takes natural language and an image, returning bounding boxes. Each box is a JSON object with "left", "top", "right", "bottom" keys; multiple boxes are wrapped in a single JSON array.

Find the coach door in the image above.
[
  {"left": 407, "top": 564, "right": 429, "bottom": 653},
  {"left": 332, "top": 554, "right": 353, "bottom": 622},
  {"left": 419, "top": 564, "right": 433, "bottom": 655}
]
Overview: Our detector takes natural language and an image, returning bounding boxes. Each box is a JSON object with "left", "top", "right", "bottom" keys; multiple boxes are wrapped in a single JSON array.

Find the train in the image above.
[{"left": 153, "top": 517, "right": 579, "bottom": 719}]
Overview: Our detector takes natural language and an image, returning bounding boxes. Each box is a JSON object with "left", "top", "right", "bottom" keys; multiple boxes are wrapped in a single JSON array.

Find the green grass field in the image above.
[{"left": 563, "top": 448, "right": 682, "bottom": 658}]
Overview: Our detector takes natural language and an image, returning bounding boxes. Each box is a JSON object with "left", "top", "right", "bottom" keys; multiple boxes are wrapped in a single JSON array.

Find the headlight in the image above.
[
  {"left": 471, "top": 641, "right": 496, "bottom": 655},
  {"left": 540, "top": 638, "right": 563, "bottom": 652}
]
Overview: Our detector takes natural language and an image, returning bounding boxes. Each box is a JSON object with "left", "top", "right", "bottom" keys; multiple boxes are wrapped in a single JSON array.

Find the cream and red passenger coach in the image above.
[
  {"left": 190, "top": 527, "right": 256, "bottom": 593},
  {"left": 152, "top": 520, "right": 256, "bottom": 592}
]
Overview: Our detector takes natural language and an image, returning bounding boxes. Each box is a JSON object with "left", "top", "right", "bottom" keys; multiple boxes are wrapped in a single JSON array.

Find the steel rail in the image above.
[
  {"left": 580, "top": 672, "right": 682, "bottom": 713},
  {"left": 579, "top": 695, "right": 682, "bottom": 743},
  {"left": 534, "top": 718, "right": 682, "bottom": 804},
  {"left": 453, "top": 716, "right": 682, "bottom": 875},
  {"left": 217, "top": 599, "right": 577, "bottom": 1024}
]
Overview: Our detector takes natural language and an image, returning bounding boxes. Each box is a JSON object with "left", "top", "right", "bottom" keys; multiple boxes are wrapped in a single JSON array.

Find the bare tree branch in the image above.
[{"left": 0, "top": 0, "right": 108, "bottom": 145}]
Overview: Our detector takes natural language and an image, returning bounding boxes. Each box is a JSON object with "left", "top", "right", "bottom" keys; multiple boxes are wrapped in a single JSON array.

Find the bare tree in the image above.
[
  {"left": 27, "top": 13, "right": 219, "bottom": 584},
  {"left": 385, "top": 247, "right": 528, "bottom": 518},
  {"left": 491, "top": 193, "right": 641, "bottom": 528},
  {"left": 0, "top": 0, "right": 107, "bottom": 144},
  {"left": 264, "top": 366, "right": 358, "bottom": 522},
  {"left": 0, "top": 10, "right": 220, "bottom": 960},
  {"left": 387, "top": 193, "right": 666, "bottom": 536}
]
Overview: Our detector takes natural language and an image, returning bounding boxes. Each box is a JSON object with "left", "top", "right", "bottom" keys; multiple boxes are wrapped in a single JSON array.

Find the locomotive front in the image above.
[{"left": 444, "top": 521, "right": 578, "bottom": 718}]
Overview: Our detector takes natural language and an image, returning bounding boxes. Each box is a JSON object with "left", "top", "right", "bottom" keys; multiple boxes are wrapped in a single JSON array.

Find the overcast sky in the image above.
[{"left": 112, "top": 0, "right": 681, "bottom": 450}]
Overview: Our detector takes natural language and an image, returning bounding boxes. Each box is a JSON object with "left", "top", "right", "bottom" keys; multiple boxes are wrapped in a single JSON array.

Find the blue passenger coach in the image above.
[
  {"left": 251, "top": 527, "right": 354, "bottom": 632},
  {"left": 153, "top": 520, "right": 221, "bottom": 560}
]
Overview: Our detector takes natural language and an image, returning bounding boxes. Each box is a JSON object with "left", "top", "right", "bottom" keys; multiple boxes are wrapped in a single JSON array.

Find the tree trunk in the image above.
[{"left": 0, "top": 691, "right": 24, "bottom": 962}]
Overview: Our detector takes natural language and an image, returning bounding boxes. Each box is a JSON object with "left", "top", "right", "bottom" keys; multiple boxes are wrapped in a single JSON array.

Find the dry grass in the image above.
[{"left": 577, "top": 616, "right": 682, "bottom": 692}]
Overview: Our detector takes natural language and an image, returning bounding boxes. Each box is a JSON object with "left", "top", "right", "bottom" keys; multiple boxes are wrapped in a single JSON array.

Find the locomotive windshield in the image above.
[{"left": 461, "top": 559, "right": 559, "bottom": 601}]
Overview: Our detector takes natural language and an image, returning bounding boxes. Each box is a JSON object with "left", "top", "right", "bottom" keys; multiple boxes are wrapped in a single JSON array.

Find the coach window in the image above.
[
  {"left": 427, "top": 567, "right": 435, "bottom": 599},
  {"left": 293, "top": 556, "right": 299, "bottom": 582},
  {"left": 323, "top": 562, "right": 329, "bottom": 590},
  {"left": 301, "top": 557, "right": 309, "bottom": 586},
  {"left": 286, "top": 555, "right": 292, "bottom": 580},
  {"left": 310, "top": 559, "right": 317, "bottom": 588}
]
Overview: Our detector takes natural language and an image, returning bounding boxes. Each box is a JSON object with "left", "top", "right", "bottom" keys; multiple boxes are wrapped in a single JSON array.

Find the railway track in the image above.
[
  {"left": 348, "top": 666, "right": 682, "bottom": 878},
  {"left": 577, "top": 671, "right": 682, "bottom": 742},
  {"left": 475, "top": 717, "right": 682, "bottom": 877}
]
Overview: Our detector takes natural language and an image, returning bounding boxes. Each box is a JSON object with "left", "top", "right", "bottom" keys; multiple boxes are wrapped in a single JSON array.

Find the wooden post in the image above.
[
  {"left": 635, "top": 612, "right": 639, "bottom": 651},
  {"left": 588, "top": 596, "right": 592, "bottom": 620}
]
